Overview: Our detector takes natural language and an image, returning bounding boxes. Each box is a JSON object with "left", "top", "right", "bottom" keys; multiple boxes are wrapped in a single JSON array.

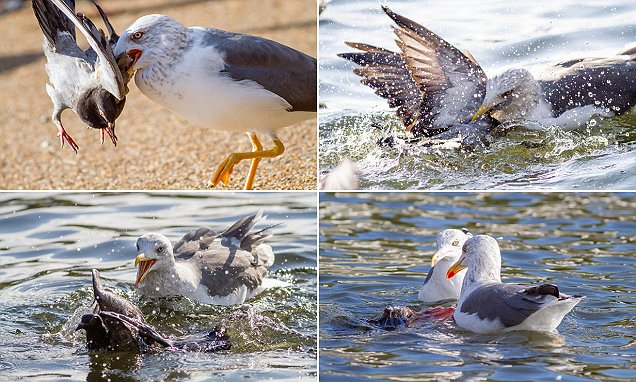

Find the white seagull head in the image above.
[
  {"left": 471, "top": 68, "right": 541, "bottom": 123},
  {"left": 446, "top": 235, "right": 502, "bottom": 285},
  {"left": 115, "top": 14, "right": 188, "bottom": 72},
  {"left": 134, "top": 232, "right": 175, "bottom": 288},
  {"left": 430, "top": 228, "right": 472, "bottom": 267}
]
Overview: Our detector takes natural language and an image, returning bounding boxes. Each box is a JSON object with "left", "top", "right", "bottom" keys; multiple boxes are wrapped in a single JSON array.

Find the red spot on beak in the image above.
[{"left": 127, "top": 49, "right": 143, "bottom": 70}]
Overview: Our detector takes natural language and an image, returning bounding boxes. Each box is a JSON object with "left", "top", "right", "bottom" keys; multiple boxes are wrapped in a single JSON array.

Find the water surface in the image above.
[
  {"left": 319, "top": 0, "right": 636, "bottom": 189},
  {"left": 320, "top": 192, "right": 635, "bottom": 381},
  {"left": 0, "top": 192, "right": 317, "bottom": 381}
]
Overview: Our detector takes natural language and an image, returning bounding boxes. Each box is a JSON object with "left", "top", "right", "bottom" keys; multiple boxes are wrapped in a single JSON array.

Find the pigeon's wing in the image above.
[
  {"left": 49, "top": 0, "right": 126, "bottom": 99},
  {"left": 340, "top": 6, "right": 487, "bottom": 137},
  {"left": 89, "top": 0, "right": 119, "bottom": 43},
  {"left": 91, "top": 269, "right": 146, "bottom": 322},
  {"left": 32, "top": 0, "right": 85, "bottom": 58}
]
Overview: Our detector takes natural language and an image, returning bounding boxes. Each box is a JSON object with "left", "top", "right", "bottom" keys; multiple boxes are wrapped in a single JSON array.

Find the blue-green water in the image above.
[
  {"left": 0, "top": 192, "right": 317, "bottom": 381},
  {"left": 319, "top": 192, "right": 636, "bottom": 381},
  {"left": 319, "top": 0, "right": 636, "bottom": 189}
]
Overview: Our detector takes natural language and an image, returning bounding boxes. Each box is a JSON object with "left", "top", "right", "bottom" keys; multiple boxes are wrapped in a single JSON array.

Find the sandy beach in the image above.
[{"left": 0, "top": 0, "right": 317, "bottom": 190}]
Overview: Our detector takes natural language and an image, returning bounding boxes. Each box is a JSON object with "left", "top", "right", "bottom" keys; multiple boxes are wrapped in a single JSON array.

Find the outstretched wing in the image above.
[
  {"left": 339, "top": 6, "right": 487, "bottom": 137},
  {"left": 48, "top": 0, "right": 126, "bottom": 100}
]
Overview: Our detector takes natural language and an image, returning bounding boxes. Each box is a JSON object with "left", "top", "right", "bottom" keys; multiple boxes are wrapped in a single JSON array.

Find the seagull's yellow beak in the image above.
[
  {"left": 431, "top": 250, "right": 444, "bottom": 267},
  {"left": 134, "top": 253, "right": 156, "bottom": 288},
  {"left": 446, "top": 257, "right": 466, "bottom": 279},
  {"left": 470, "top": 104, "right": 491, "bottom": 122}
]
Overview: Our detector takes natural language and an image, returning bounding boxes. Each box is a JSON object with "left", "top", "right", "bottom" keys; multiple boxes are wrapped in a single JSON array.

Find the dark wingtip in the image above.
[{"left": 91, "top": 269, "right": 102, "bottom": 300}]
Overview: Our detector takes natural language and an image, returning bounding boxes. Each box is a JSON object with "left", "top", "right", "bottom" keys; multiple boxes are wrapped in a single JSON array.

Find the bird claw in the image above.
[
  {"left": 100, "top": 127, "right": 118, "bottom": 147},
  {"left": 57, "top": 128, "right": 79, "bottom": 154},
  {"left": 106, "top": 126, "right": 117, "bottom": 147},
  {"left": 208, "top": 156, "right": 237, "bottom": 188}
]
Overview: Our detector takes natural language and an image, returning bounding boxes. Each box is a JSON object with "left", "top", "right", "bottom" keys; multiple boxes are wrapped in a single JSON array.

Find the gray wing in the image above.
[
  {"left": 216, "top": 209, "right": 279, "bottom": 252},
  {"left": 32, "top": 0, "right": 85, "bottom": 59},
  {"left": 183, "top": 241, "right": 271, "bottom": 297},
  {"left": 539, "top": 48, "right": 636, "bottom": 116},
  {"left": 173, "top": 227, "right": 218, "bottom": 258},
  {"left": 100, "top": 311, "right": 172, "bottom": 349},
  {"left": 89, "top": 0, "right": 119, "bottom": 43},
  {"left": 460, "top": 283, "right": 561, "bottom": 327},
  {"left": 174, "top": 211, "right": 277, "bottom": 297},
  {"left": 200, "top": 28, "right": 316, "bottom": 112},
  {"left": 339, "top": 6, "right": 487, "bottom": 137},
  {"left": 91, "top": 269, "right": 146, "bottom": 322},
  {"left": 48, "top": 0, "right": 126, "bottom": 100}
]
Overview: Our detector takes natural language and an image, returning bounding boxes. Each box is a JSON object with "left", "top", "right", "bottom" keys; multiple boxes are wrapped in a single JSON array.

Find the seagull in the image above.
[
  {"left": 32, "top": 0, "right": 128, "bottom": 152},
  {"left": 418, "top": 229, "right": 471, "bottom": 303},
  {"left": 340, "top": 6, "right": 636, "bottom": 144},
  {"left": 446, "top": 235, "right": 583, "bottom": 333},
  {"left": 113, "top": 14, "right": 317, "bottom": 190},
  {"left": 133, "top": 210, "right": 287, "bottom": 305}
]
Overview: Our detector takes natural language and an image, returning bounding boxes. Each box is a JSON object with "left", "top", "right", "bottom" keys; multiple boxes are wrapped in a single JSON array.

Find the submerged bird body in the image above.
[
  {"left": 114, "top": 15, "right": 317, "bottom": 189},
  {"left": 32, "top": 0, "right": 128, "bottom": 152},
  {"left": 418, "top": 229, "right": 470, "bottom": 303},
  {"left": 134, "top": 211, "right": 284, "bottom": 305},
  {"left": 341, "top": 6, "right": 636, "bottom": 145},
  {"left": 447, "top": 235, "right": 583, "bottom": 334},
  {"left": 77, "top": 269, "right": 231, "bottom": 352}
]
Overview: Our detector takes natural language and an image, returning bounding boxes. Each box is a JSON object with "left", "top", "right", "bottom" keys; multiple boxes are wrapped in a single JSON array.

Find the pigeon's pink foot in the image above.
[
  {"left": 57, "top": 123, "right": 79, "bottom": 153},
  {"left": 106, "top": 126, "right": 117, "bottom": 146},
  {"left": 100, "top": 126, "right": 117, "bottom": 146}
]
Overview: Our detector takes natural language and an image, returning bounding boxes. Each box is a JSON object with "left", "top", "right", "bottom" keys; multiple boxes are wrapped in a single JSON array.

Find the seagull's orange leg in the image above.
[
  {"left": 207, "top": 136, "right": 285, "bottom": 190},
  {"left": 245, "top": 133, "right": 263, "bottom": 190}
]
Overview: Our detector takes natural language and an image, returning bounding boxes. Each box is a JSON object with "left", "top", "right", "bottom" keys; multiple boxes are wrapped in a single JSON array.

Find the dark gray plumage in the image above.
[
  {"left": 32, "top": 0, "right": 128, "bottom": 152},
  {"left": 200, "top": 29, "right": 317, "bottom": 112},
  {"left": 539, "top": 47, "right": 636, "bottom": 116},
  {"left": 91, "top": 269, "right": 145, "bottom": 322},
  {"left": 76, "top": 311, "right": 171, "bottom": 352},
  {"left": 459, "top": 283, "right": 564, "bottom": 327}
]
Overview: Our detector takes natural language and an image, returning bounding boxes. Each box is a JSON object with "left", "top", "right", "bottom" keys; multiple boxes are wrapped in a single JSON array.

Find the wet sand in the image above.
[{"left": 0, "top": 0, "right": 317, "bottom": 190}]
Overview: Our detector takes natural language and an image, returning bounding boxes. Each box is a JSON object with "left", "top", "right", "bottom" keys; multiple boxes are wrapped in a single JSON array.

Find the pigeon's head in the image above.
[
  {"left": 77, "top": 88, "right": 125, "bottom": 129},
  {"left": 134, "top": 233, "right": 175, "bottom": 288},
  {"left": 115, "top": 14, "right": 188, "bottom": 72},
  {"left": 76, "top": 313, "right": 106, "bottom": 333},
  {"left": 470, "top": 68, "right": 540, "bottom": 123},
  {"left": 446, "top": 235, "right": 502, "bottom": 281},
  {"left": 430, "top": 228, "right": 472, "bottom": 267}
]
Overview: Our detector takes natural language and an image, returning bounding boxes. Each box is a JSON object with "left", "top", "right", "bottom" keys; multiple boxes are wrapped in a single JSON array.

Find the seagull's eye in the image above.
[
  {"left": 157, "top": 246, "right": 164, "bottom": 254},
  {"left": 452, "top": 240, "right": 460, "bottom": 246},
  {"left": 131, "top": 31, "right": 144, "bottom": 41},
  {"left": 136, "top": 242, "right": 139, "bottom": 251}
]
